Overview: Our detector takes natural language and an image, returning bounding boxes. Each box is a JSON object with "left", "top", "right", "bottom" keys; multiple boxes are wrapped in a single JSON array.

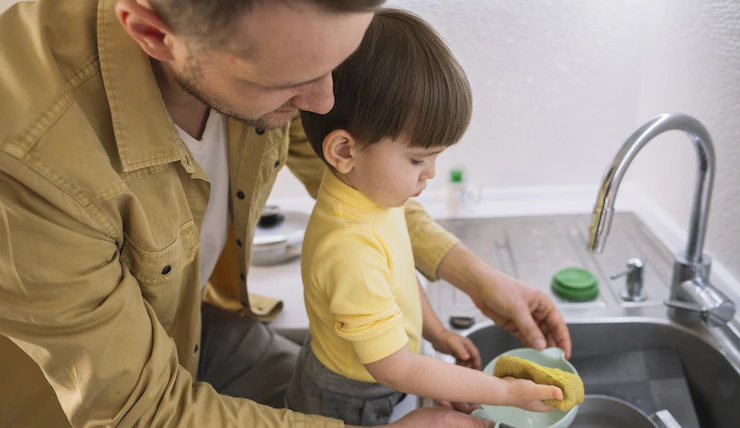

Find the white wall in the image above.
[
  {"left": 629, "top": 0, "right": 740, "bottom": 283},
  {"left": 386, "top": 0, "right": 651, "bottom": 189},
  {"left": 384, "top": 0, "right": 740, "bottom": 289},
  {"left": 3, "top": 0, "right": 738, "bottom": 286},
  {"left": 0, "top": 0, "right": 18, "bottom": 11},
  {"left": 388, "top": 0, "right": 740, "bottom": 290},
  {"left": 273, "top": 0, "right": 656, "bottom": 199}
]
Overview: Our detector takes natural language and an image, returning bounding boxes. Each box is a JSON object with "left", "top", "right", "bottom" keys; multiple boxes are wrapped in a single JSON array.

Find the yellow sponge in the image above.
[{"left": 493, "top": 355, "right": 584, "bottom": 411}]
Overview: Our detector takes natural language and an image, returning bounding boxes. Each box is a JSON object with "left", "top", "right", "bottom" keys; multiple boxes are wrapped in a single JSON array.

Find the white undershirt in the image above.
[{"left": 175, "top": 110, "right": 232, "bottom": 291}]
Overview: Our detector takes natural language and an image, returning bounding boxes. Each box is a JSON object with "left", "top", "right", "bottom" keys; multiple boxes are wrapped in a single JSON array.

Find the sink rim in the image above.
[
  {"left": 463, "top": 315, "right": 740, "bottom": 376},
  {"left": 463, "top": 316, "right": 740, "bottom": 428}
]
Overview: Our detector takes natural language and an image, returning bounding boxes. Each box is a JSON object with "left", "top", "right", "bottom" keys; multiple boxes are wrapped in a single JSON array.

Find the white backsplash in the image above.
[{"left": 383, "top": 0, "right": 740, "bottom": 287}]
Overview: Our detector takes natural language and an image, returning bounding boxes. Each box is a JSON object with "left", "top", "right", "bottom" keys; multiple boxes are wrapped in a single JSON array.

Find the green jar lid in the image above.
[
  {"left": 551, "top": 267, "right": 599, "bottom": 301},
  {"left": 450, "top": 169, "right": 463, "bottom": 183}
]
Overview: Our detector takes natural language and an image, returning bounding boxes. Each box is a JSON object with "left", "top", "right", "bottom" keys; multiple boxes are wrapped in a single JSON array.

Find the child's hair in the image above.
[{"left": 301, "top": 8, "right": 472, "bottom": 162}]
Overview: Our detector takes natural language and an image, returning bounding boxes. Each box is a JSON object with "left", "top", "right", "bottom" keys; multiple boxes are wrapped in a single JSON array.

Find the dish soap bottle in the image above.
[
  {"left": 440, "top": 168, "right": 481, "bottom": 217},
  {"left": 442, "top": 168, "right": 466, "bottom": 216}
]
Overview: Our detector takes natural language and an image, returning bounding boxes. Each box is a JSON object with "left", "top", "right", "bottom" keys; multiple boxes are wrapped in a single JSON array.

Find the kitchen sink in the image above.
[
  {"left": 466, "top": 319, "right": 740, "bottom": 428},
  {"left": 424, "top": 214, "right": 740, "bottom": 426}
]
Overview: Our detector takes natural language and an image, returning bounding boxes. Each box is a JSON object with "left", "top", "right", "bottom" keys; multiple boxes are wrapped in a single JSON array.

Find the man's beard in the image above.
[{"left": 174, "top": 60, "right": 289, "bottom": 130}]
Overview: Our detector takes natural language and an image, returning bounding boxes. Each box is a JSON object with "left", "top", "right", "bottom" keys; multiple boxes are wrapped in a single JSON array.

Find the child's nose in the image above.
[{"left": 422, "top": 162, "right": 437, "bottom": 180}]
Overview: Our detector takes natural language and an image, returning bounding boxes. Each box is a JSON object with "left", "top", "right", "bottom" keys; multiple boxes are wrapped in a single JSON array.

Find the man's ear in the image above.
[
  {"left": 323, "top": 130, "right": 357, "bottom": 174},
  {"left": 115, "top": 0, "right": 175, "bottom": 61}
]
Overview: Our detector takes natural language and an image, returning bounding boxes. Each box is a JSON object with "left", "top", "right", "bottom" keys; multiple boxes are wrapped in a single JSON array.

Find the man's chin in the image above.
[
  {"left": 234, "top": 110, "right": 295, "bottom": 130},
  {"left": 210, "top": 108, "right": 294, "bottom": 130},
  {"left": 262, "top": 110, "right": 297, "bottom": 128}
]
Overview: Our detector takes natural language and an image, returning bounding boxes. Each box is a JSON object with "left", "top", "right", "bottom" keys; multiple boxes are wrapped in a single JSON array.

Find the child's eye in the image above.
[{"left": 411, "top": 159, "right": 426, "bottom": 167}]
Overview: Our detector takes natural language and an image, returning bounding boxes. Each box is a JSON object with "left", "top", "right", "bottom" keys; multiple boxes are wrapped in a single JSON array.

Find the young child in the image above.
[{"left": 287, "top": 8, "right": 563, "bottom": 426}]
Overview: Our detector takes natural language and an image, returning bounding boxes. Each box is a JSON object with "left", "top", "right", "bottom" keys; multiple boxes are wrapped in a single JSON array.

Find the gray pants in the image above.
[
  {"left": 197, "top": 303, "right": 300, "bottom": 408},
  {"left": 286, "top": 339, "right": 405, "bottom": 426}
]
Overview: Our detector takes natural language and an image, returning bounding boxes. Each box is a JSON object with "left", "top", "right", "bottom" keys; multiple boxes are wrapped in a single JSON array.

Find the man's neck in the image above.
[{"left": 150, "top": 59, "right": 210, "bottom": 139}]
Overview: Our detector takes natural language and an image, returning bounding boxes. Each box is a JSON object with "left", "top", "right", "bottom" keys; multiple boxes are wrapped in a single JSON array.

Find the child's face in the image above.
[{"left": 347, "top": 137, "right": 444, "bottom": 208}]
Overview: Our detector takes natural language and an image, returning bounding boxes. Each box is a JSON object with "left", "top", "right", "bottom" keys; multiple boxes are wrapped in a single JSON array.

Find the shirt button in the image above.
[
  {"left": 236, "top": 239, "right": 242, "bottom": 247},
  {"left": 255, "top": 128, "right": 265, "bottom": 135},
  {"left": 236, "top": 191, "right": 245, "bottom": 200},
  {"left": 161, "top": 265, "right": 171, "bottom": 275},
  {"left": 274, "top": 160, "right": 280, "bottom": 168}
]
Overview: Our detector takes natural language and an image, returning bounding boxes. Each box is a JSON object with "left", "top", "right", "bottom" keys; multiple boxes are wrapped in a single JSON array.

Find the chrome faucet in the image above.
[{"left": 587, "top": 113, "right": 736, "bottom": 326}]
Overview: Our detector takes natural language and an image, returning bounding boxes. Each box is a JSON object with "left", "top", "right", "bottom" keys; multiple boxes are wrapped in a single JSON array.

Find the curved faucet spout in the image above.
[
  {"left": 587, "top": 113, "right": 734, "bottom": 326},
  {"left": 587, "top": 113, "right": 715, "bottom": 265}
]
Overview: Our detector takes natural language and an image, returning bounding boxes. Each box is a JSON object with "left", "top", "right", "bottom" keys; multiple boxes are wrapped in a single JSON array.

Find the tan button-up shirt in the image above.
[{"left": 0, "top": 0, "right": 459, "bottom": 427}]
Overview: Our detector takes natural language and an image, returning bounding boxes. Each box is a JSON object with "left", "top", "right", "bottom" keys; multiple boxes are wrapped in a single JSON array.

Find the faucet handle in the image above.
[
  {"left": 665, "top": 278, "right": 736, "bottom": 327},
  {"left": 664, "top": 298, "right": 736, "bottom": 326},
  {"left": 611, "top": 258, "right": 646, "bottom": 302},
  {"left": 664, "top": 299, "right": 707, "bottom": 314}
]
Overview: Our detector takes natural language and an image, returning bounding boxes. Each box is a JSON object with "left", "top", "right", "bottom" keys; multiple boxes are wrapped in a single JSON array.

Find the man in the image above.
[{"left": 0, "top": 0, "right": 571, "bottom": 427}]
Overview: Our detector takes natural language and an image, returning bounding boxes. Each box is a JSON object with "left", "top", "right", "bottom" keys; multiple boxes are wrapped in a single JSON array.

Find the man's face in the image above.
[{"left": 168, "top": 2, "right": 373, "bottom": 129}]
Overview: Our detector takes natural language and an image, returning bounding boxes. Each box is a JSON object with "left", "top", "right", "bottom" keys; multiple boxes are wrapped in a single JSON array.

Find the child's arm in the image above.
[
  {"left": 363, "top": 280, "right": 561, "bottom": 411},
  {"left": 417, "top": 280, "right": 481, "bottom": 370},
  {"left": 364, "top": 345, "right": 562, "bottom": 412}
]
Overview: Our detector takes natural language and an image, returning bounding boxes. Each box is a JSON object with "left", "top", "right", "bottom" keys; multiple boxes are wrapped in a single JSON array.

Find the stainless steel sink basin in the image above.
[
  {"left": 466, "top": 319, "right": 740, "bottom": 428},
  {"left": 422, "top": 214, "right": 740, "bottom": 426}
]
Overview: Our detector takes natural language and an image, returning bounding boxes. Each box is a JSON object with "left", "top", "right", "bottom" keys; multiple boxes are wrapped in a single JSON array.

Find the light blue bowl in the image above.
[{"left": 472, "top": 347, "right": 579, "bottom": 428}]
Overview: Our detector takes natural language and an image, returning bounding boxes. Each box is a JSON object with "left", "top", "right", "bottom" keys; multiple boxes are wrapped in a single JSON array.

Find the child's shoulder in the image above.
[
  {"left": 310, "top": 221, "right": 386, "bottom": 260},
  {"left": 307, "top": 222, "right": 390, "bottom": 286}
]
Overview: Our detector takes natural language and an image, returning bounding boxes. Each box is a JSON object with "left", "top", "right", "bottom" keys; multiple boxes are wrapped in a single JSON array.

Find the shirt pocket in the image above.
[{"left": 120, "top": 220, "right": 199, "bottom": 285}]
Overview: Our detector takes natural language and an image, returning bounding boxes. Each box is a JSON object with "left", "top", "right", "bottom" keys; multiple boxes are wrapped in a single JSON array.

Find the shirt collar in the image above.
[
  {"left": 97, "top": 0, "right": 183, "bottom": 172},
  {"left": 321, "top": 169, "right": 386, "bottom": 212}
]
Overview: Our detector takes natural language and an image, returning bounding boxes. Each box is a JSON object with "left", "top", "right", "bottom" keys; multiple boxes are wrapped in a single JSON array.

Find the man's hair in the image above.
[
  {"left": 301, "top": 8, "right": 473, "bottom": 162},
  {"left": 150, "top": 0, "right": 384, "bottom": 47}
]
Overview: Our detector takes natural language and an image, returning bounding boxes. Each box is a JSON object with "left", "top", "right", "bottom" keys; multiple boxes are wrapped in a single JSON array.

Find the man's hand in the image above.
[
  {"left": 470, "top": 269, "right": 571, "bottom": 358},
  {"left": 430, "top": 330, "right": 482, "bottom": 370},
  {"left": 438, "top": 244, "right": 572, "bottom": 358},
  {"left": 386, "top": 406, "right": 493, "bottom": 428}
]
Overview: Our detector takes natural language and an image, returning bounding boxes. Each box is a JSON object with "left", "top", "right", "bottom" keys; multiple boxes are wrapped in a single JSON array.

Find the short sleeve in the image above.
[
  {"left": 404, "top": 199, "right": 460, "bottom": 281},
  {"left": 313, "top": 225, "right": 409, "bottom": 364}
]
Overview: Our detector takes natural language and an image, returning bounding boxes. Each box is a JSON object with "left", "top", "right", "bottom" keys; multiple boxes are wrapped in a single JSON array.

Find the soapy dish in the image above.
[{"left": 472, "top": 347, "right": 580, "bottom": 428}]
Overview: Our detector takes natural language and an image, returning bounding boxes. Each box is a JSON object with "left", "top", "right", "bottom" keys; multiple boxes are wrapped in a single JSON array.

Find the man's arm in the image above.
[
  {"left": 403, "top": 193, "right": 572, "bottom": 357},
  {"left": 286, "top": 113, "right": 328, "bottom": 199},
  {"left": 437, "top": 243, "right": 572, "bottom": 358},
  {"left": 0, "top": 170, "right": 339, "bottom": 428},
  {"left": 352, "top": 408, "right": 493, "bottom": 428}
]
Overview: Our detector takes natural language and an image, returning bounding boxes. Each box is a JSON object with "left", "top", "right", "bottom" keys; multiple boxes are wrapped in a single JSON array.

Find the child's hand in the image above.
[
  {"left": 501, "top": 377, "right": 563, "bottom": 412},
  {"left": 431, "top": 330, "right": 482, "bottom": 370}
]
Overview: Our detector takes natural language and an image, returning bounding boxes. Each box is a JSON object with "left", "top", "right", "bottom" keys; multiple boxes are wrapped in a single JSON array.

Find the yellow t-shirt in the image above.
[{"left": 302, "top": 170, "right": 423, "bottom": 383}]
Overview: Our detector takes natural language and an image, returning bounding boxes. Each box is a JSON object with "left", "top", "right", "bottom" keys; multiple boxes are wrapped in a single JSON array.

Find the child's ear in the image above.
[{"left": 323, "top": 130, "right": 356, "bottom": 174}]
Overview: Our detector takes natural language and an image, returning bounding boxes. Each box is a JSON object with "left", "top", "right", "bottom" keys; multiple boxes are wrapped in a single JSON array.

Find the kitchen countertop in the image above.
[
  {"left": 427, "top": 212, "right": 690, "bottom": 325},
  {"left": 247, "top": 258, "right": 306, "bottom": 329},
  {"left": 249, "top": 211, "right": 696, "bottom": 330}
]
